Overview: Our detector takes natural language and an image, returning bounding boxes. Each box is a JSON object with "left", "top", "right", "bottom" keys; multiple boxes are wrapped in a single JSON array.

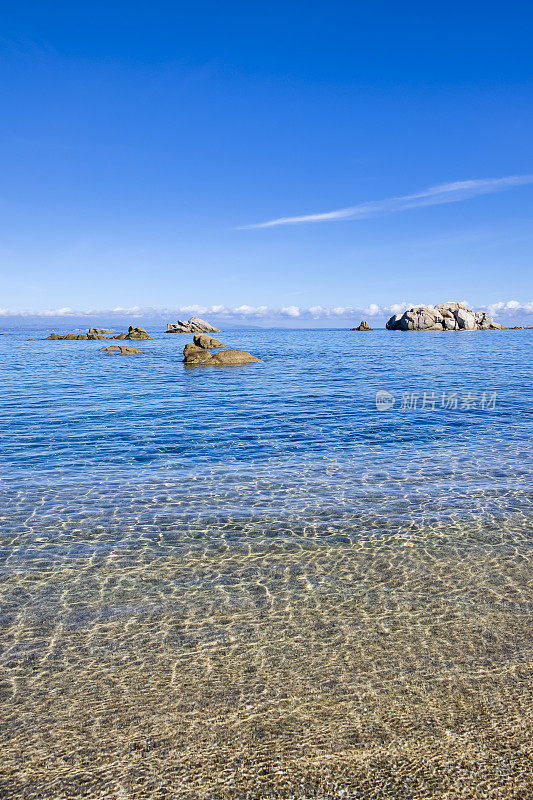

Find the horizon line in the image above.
[{"left": 1, "top": 300, "right": 532, "bottom": 320}]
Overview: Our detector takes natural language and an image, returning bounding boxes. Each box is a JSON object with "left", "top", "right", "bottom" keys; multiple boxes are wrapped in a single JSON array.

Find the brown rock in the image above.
[
  {"left": 46, "top": 331, "right": 101, "bottom": 340},
  {"left": 110, "top": 327, "right": 151, "bottom": 340},
  {"left": 27, "top": 338, "right": 36, "bottom": 341},
  {"left": 183, "top": 344, "right": 262, "bottom": 366},
  {"left": 183, "top": 343, "right": 214, "bottom": 364},
  {"left": 211, "top": 349, "right": 262, "bottom": 366},
  {"left": 125, "top": 326, "right": 151, "bottom": 340},
  {"left": 350, "top": 320, "right": 373, "bottom": 331},
  {"left": 193, "top": 334, "right": 225, "bottom": 349}
]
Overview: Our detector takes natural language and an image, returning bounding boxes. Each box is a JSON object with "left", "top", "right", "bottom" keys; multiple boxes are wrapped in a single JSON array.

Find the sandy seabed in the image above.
[{"left": 1, "top": 525, "right": 531, "bottom": 799}]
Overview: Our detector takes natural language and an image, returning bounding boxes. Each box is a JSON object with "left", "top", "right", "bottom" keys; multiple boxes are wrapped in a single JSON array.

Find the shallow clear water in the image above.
[{"left": 0, "top": 327, "right": 531, "bottom": 798}]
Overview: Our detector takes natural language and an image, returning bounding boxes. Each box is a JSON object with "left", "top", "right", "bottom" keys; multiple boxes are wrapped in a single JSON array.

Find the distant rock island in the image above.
[
  {"left": 351, "top": 320, "right": 373, "bottom": 331},
  {"left": 166, "top": 317, "right": 221, "bottom": 333},
  {"left": 386, "top": 303, "right": 505, "bottom": 331}
]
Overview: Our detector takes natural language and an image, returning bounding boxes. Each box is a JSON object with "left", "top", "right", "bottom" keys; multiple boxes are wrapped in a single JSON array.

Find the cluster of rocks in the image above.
[
  {"left": 166, "top": 317, "right": 221, "bottom": 333},
  {"left": 45, "top": 325, "right": 152, "bottom": 341},
  {"left": 351, "top": 321, "right": 373, "bottom": 331},
  {"left": 386, "top": 303, "right": 505, "bottom": 331},
  {"left": 183, "top": 334, "right": 262, "bottom": 366},
  {"left": 46, "top": 332, "right": 108, "bottom": 340},
  {"left": 110, "top": 326, "right": 151, "bottom": 340}
]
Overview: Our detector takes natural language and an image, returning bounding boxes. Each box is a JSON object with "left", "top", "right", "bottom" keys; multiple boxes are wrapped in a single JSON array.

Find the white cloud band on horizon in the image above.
[
  {"left": 1, "top": 300, "right": 532, "bottom": 322},
  {"left": 239, "top": 175, "right": 533, "bottom": 229}
]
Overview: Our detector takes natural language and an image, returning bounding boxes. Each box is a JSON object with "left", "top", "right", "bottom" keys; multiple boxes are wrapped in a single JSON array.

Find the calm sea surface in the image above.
[{"left": 0, "top": 327, "right": 531, "bottom": 799}]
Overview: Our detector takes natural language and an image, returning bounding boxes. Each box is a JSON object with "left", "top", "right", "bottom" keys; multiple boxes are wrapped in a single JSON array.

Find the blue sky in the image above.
[{"left": 1, "top": 1, "right": 532, "bottom": 324}]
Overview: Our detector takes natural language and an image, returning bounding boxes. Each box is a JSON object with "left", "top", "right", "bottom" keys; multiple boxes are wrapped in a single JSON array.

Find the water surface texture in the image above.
[{"left": 0, "top": 327, "right": 531, "bottom": 799}]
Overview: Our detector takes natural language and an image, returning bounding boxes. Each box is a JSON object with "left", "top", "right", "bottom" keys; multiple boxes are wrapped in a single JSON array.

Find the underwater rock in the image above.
[{"left": 99, "top": 346, "right": 143, "bottom": 355}]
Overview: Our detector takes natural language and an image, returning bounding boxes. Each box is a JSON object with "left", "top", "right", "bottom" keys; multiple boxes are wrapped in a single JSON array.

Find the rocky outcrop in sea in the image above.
[
  {"left": 351, "top": 321, "right": 373, "bottom": 331},
  {"left": 111, "top": 326, "right": 152, "bottom": 340},
  {"left": 166, "top": 317, "right": 222, "bottom": 333},
  {"left": 183, "top": 336, "right": 261, "bottom": 366},
  {"left": 386, "top": 303, "right": 505, "bottom": 331},
  {"left": 46, "top": 332, "right": 108, "bottom": 340},
  {"left": 45, "top": 325, "right": 152, "bottom": 341},
  {"left": 193, "top": 334, "right": 224, "bottom": 348}
]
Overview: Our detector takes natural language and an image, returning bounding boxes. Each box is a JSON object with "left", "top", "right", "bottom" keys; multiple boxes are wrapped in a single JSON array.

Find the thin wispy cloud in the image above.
[{"left": 240, "top": 175, "right": 533, "bottom": 229}]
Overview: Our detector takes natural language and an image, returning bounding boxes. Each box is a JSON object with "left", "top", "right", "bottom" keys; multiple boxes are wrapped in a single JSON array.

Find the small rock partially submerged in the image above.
[
  {"left": 212, "top": 349, "right": 262, "bottom": 366},
  {"left": 99, "top": 346, "right": 143, "bottom": 355},
  {"left": 88, "top": 328, "right": 113, "bottom": 334},
  {"left": 193, "top": 334, "right": 225, "bottom": 349},
  {"left": 350, "top": 320, "right": 373, "bottom": 331},
  {"left": 111, "top": 326, "right": 152, "bottom": 340},
  {"left": 386, "top": 303, "right": 505, "bottom": 331},
  {"left": 183, "top": 343, "right": 262, "bottom": 366},
  {"left": 167, "top": 317, "right": 221, "bottom": 333}
]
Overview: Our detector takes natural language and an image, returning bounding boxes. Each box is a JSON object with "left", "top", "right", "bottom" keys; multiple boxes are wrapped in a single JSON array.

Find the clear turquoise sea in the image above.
[{"left": 1, "top": 327, "right": 531, "bottom": 537}]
